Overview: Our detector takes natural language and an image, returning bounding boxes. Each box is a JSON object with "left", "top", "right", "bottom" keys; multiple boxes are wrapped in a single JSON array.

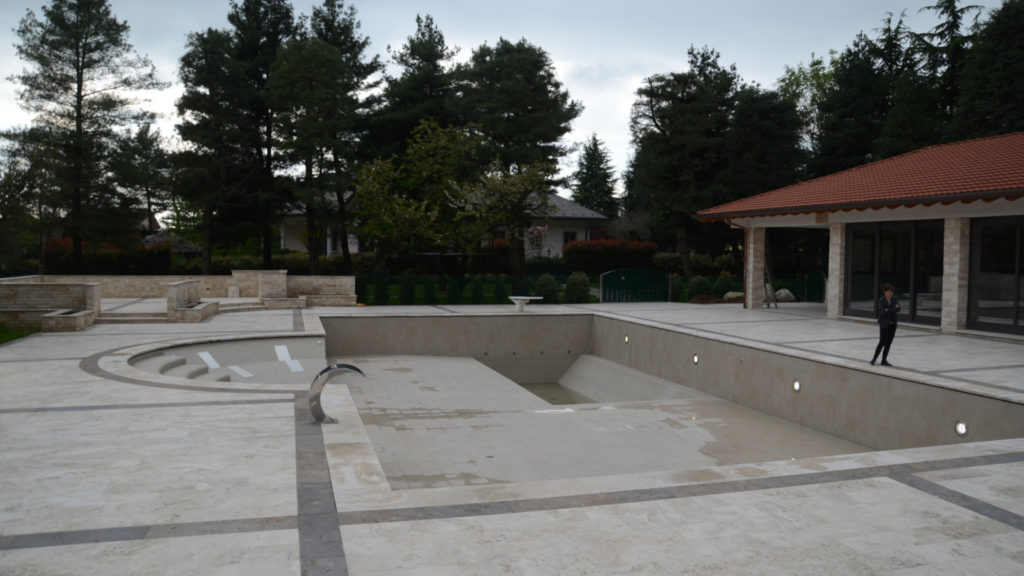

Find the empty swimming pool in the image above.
[{"left": 113, "top": 309, "right": 1024, "bottom": 490}]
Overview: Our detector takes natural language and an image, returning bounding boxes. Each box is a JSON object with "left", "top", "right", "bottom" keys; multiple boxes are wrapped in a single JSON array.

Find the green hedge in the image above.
[{"left": 563, "top": 239, "right": 658, "bottom": 276}]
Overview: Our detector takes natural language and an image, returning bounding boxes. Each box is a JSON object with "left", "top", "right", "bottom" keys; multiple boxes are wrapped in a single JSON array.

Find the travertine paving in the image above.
[{"left": 1, "top": 301, "right": 1022, "bottom": 575}]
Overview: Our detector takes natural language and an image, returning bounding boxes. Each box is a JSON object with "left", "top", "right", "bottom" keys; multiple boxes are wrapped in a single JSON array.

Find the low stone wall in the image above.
[
  {"left": 4, "top": 272, "right": 356, "bottom": 301},
  {"left": 0, "top": 281, "right": 100, "bottom": 331},
  {"left": 3, "top": 274, "right": 233, "bottom": 298},
  {"left": 165, "top": 280, "right": 220, "bottom": 322}
]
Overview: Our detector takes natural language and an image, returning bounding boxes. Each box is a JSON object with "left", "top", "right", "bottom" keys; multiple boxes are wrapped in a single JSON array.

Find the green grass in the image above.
[{"left": 0, "top": 325, "right": 36, "bottom": 344}]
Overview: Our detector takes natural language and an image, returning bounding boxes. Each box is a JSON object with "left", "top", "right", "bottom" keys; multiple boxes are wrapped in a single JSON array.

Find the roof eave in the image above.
[{"left": 697, "top": 188, "right": 1024, "bottom": 222}]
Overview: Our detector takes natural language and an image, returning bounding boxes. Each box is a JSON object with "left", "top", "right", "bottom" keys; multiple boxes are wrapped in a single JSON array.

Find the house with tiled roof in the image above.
[
  {"left": 281, "top": 192, "right": 609, "bottom": 260},
  {"left": 698, "top": 131, "right": 1024, "bottom": 336}
]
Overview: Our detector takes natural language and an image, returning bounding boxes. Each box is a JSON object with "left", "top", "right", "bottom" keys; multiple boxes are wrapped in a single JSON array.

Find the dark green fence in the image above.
[{"left": 600, "top": 268, "right": 669, "bottom": 302}]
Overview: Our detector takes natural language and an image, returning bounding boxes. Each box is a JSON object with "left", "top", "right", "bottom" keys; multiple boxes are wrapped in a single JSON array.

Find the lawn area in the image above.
[{"left": 0, "top": 325, "right": 36, "bottom": 344}]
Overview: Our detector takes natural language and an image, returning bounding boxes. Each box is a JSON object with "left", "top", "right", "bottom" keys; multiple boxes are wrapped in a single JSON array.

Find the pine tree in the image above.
[
  {"left": 10, "top": 0, "right": 165, "bottom": 271},
  {"left": 571, "top": 135, "right": 618, "bottom": 218}
]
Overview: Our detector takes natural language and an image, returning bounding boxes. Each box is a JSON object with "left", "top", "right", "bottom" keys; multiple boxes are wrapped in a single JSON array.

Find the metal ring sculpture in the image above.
[{"left": 309, "top": 363, "right": 365, "bottom": 423}]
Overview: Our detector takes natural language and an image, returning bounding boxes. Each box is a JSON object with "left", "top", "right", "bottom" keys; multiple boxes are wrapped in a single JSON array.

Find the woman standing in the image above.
[{"left": 870, "top": 283, "right": 900, "bottom": 366}]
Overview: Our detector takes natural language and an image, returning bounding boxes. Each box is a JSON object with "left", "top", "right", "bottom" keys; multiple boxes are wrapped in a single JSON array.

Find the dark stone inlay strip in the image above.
[
  {"left": 294, "top": 393, "right": 348, "bottom": 575},
  {"left": 0, "top": 516, "right": 296, "bottom": 551},
  {"left": 79, "top": 350, "right": 296, "bottom": 395},
  {"left": 338, "top": 452, "right": 1024, "bottom": 527},
  {"left": 892, "top": 472, "right": 1024, "bottom": 531},
  {"left": 0, "top": 398, "right": 291, "bottom": 415},
  {"left": 2, "top": 452, "right": 1022, "bottom": 553},
  {"left": 102, "top": 297, "right": 149, "bottom": 312}
]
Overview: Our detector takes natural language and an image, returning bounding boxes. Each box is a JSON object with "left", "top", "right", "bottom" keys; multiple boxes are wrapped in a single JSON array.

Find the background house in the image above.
[{"left": 281, "top": 192, "right": 610, "bottom": 260}]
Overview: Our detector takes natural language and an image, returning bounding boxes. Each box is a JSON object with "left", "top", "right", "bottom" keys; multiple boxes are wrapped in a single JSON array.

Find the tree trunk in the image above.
[
  {"left": 676, "top": 225, "right": 693, "bottom": 278},
  {"left": 201, "top": 200, "right": 213, "bottom": 275},
  {"left": 306, "top": 203, "right": 320, "bottom": 275}
]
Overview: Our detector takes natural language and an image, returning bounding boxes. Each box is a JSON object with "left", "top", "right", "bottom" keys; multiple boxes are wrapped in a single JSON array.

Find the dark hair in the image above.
[{"left": 880, "top": 283, "right": 895, "bottom": 293}]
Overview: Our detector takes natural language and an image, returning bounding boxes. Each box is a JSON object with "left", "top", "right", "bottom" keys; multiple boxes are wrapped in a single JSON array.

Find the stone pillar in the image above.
[
  {"left": 827, "top": 223, "right": 846, "bottom": 319},
  {"left": 744, "top": 226, "right": 766, "bottom": 309},
  {"left": 941, "top": 217, "right": 970, "bottom": 333},
  {"left": 258, "top": 270, "right": 288, "bottom": 299}
]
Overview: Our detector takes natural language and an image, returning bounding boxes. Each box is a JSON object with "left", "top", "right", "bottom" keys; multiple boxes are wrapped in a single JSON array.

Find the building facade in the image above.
[{"left": 699, "top": 132, "right": 1024, "bottom": 336}]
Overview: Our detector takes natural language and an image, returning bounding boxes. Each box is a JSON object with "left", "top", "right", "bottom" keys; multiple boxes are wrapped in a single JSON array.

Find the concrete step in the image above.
[
  {"left": 162, "top": 363, "right": 209, "bottom": 379},
  {"left": 95, "top": 315, "right": 168, "bottom": 324},
  {"left": 217, "top": 304, "right": 268, "bottom": 313},
  {"left": 130, "top": 354, "right": 185, "bottom": 374},
  {"left": 196, "top": 367, "right": 233, "bottom": 382}
]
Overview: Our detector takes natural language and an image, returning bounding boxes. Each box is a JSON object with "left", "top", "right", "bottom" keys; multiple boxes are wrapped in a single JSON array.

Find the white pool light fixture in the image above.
[
  {"left": 955, "top": 420, "right": 968, "bottom": 437},
  {"left": 793, "top": 380, "right": 801, "bottom": 392},
  {"left": 692, "top": 354, "right": 699, "bottom": 365}
]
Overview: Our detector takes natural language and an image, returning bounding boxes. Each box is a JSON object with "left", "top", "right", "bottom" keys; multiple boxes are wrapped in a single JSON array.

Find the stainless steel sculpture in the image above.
[{"left": 309, "top": 363, "right": 364, "bottom": 423}]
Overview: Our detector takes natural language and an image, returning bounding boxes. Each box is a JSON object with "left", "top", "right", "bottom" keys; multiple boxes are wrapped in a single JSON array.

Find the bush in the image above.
[
  {"left": 399, "top": 273, "right": 416, "bottom": 305},
  {"left": 424, "top": 277, "right": 437, "bottom": 304},
  {"left": 470, "top": 275, "right": 485, "bottom": 304},
  {"left": 563, "top": 239, "right": 658, "bottom": 276},
  {"left": 534, "top": 273, "right": 560, "bottom": 304},
  {"left": 564, "top": 271, "right": 591, "bottom": 303},
  {"left": 712, "top": 272, "right": 738, "bottom": 298},
  {"left": 688, "top": 275, "right": 711, "bottom": 299},
  {"left": 372, "top": 274, "right": 390, "bottom": 305},
  {"left": 446, "top": 276, "right": 465, "bottom": 304},
  {"left": 355, "top": 275, "right": 368, "bottom": 303},
  {"left": 670, "top": 274, "right": 688, "bottom": 302},
  {"left": 652, "top": 252, "right": 684, "bottom": 276},
  {"left": 493, "top": 275, "right": 508, "bottom": 303}
]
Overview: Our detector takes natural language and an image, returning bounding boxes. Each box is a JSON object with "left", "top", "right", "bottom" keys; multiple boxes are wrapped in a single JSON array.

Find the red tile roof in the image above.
[{"left": 698, "top": 131, "right": 1024, "bottom": 220}]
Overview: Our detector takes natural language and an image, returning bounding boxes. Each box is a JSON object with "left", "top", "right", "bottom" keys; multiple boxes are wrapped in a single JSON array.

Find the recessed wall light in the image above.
[
  {"left": 793, "top": 380, "right": 801, "bottom": 392},
  {"left": 692, "top": 354, "right": 699, "bottom": 365},
  {"left": 955, "top": 420, "right": 968, "bottom": 437},
  {"left": 624, "top": 336, "right": 629, "bottom": 343}
]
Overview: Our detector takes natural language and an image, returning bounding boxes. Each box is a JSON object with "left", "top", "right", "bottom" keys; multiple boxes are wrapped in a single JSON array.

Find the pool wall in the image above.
[
  {"left": 321, "top": 314, "right": 593, "bottom": 384},
  {"left": 591, "top": 315, "right": 1024, "bottom": 450},
  {"left": 321, "top": 313, "right": 1024, "bottom": 451}
]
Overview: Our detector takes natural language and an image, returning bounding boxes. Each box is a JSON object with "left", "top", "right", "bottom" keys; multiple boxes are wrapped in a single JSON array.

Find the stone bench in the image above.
[{"left": 509, "top": 295, "right": 542, "bottom": 312}]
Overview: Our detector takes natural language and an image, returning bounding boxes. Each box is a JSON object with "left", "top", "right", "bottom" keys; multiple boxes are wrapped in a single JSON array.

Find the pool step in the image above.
[
  {"left": 196, "top": 367, "right": 233, "bottom": 382},
  {"left": 162, "top": 363, "right": 210, "bottom": 379},
  {"left": 130, "top": 354, "right": 185, "bottom": 374}
]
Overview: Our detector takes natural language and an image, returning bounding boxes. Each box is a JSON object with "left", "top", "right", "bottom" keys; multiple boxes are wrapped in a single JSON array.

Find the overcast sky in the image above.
[{"left": 0, "top": 0, "right": 1003, "bottom": 191}]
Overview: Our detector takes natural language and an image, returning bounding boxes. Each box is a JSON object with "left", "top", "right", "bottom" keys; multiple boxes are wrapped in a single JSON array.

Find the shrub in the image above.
[
  {"left": 355, "top": 275, "right": 368, "bottom": 303},
  {"left": 564, "top": 271, "right": 591, "bottom": 303},
  {"left": 372, "top": 274, "right": 390, "bottom": 305},
  {"left": 688, "top": 275, "right": 711, "bottom": 299},
  {"left": 511, "top": 275, "right": 530, "bottom": 296},
  {"left": 493, "top": 275, "right": 508, "bottom": 303},
  {"left": 446, "top": 276, "right": 464, "bottom": 304},
  {"left": 563, "top": 239, "right": 658, "bottom": 276},
  {"left": 470, "top": 275, "right": 484, "bottom": 304},
  {"left": 712, "top": 272, "right": 738, "bottom": 298},
  {"left": 652, "top": 252, "right": 684, "bottom": 276},
  {"left": 399, "top": 273, "right": 416, "bottom": 305},
  {"left": 424, "top": 277, "right": 437, "bottom": 305},
  {"left": 670, "top": 274, "right": 688, "bottom": 302},
  {"left": 534, "top": 273, "right": 560, "bottom": 304}
]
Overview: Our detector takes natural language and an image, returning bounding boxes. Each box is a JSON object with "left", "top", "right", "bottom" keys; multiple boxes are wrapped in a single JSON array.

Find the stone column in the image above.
[
  {"left": 744, "top": 226, "right": 766, "bottom": 309},
  {"left": 258, "top": 270, "right": 288, "bottom": 299},
  {"left": 827, "top": 223, "right": 846, "bottom": 319},
  {"left": 941, "top": 217, "right": 970, "bottom": 333}
]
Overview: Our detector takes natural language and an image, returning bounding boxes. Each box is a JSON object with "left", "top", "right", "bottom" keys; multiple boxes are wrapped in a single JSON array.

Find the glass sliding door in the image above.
[
  {"left": 848, "top": 225, "right": 877, "bottom": 315},
  {"left": 969, "top": 217, "right": 1023, "bottom": 334},
  {"left": 911, "top": 221, "right": 944, "bottom": 323},
  {"left": 845, "top": 220, "right": 942, "bottom": 325}
]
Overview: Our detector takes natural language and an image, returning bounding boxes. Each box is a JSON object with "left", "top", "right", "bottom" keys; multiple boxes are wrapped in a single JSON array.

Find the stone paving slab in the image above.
[{"left": 0, "top": 302, "right": 1022, "bottom": 574}]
